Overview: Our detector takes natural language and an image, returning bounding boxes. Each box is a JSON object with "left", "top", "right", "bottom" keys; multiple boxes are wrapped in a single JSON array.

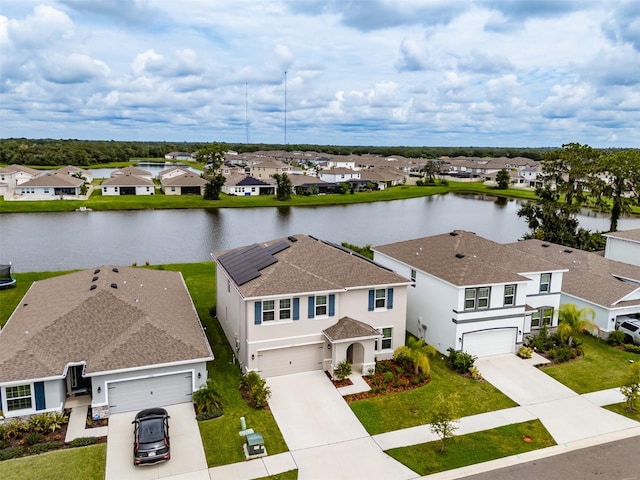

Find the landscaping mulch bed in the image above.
[
  {"left": 86, "top": 407, "right": 108, "bottom": 428},
  {"left": 325, "top": 370, "right": 353, "bottom": 388},
  {"left": 343, "top": 360, "right": 430, "bottom": 402}
]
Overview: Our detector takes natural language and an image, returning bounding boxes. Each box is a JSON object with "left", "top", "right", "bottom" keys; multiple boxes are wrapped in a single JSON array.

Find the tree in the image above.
[
  {"left": 556, "top": 303, "right": 599, "bottom": 347},
  {"left": 495, "top": 168, "right": 510, "bottom": 189},
  {"left": 394, "top": 336, "right": 437, "bottom": 376},
  {"left": 198, "top": 142, "right": 228, "bottom": 200},
  {"left": 620, "top": 362, "right": 640, "bottom": 413},
  {"left": 429, "top": 392, "right": 460, "bottom": 453},
  {"left": 541, "top": 143, "right": 597, "bottom": 208},
  {"left": 273, "top": 173, "right": 293, "bottom": 201},
  {"left": 203, "top": 173, "right": 226, "bottom": 200},
  {"left": 595, "top": 150, "right": 640, "bottom": 232},
  {"left": 421, "top": 159, "right": 443, "bottom": 183}
]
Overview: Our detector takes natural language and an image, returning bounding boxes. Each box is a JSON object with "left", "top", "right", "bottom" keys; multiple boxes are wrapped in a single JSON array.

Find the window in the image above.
[
  {"left": 376, "top": 327, "right": 393, "bottom": 350},
  {"left": 171, "top": 187, "right": 175, "bottom": 192},
  {"left": 504, "top": 284, "right": 516, "bottom": 306},
  {"left": 44, "top": 188, "right": 49, "bottom": 194},
  {"left": 465, "top": 287, "right": 491, "bottom": 310},
  {"left": 531, "top": 307, "right": 553, "bottom": 328},
  {"left": 540, "top": 273, "right": 551, "bottom": 293},
  {"left": 279, "top": 299, "right": 291, "bottom": 320},
  {"left": 315, "top": 295, "right": 327, "bottom": 316},
  {"left": 375, "top": 289, "right": 387, "bottom": 308},
  {"left": 411, "top": 269, "right": 416, "bottom": 287},
  {"left": 262, "top": 300, "right": 275, "bottom": 322},
  {"left": 6, "top": 384, "right": 32, "bottom": 411}
]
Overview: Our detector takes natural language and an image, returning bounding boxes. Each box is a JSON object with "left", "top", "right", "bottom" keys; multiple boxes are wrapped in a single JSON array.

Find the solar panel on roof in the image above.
[{"left": 218, "top": 241, "right": 289, "bottom": 286}]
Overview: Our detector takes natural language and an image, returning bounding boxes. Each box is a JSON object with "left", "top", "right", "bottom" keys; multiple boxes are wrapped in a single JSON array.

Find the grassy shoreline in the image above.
[{"left": 0, "top": 182, "right": 539, "bottom": 213}]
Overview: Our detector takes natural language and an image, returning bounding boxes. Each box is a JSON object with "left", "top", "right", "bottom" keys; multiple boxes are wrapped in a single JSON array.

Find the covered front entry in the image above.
[
  {"left": 462, "top": 328, "right": 517, "bottom": 357},
  {"left": 258, "top": 344, "right": 324, "bottom": 377},
  {"left": 66, "top": 364, "right": 92, "bottom": 395},
  {"left": 107, "top": 372, "right": 192, "bottom": 414},
  {"left": 324, "top": 316, "right": 381, "bottom": 377}
]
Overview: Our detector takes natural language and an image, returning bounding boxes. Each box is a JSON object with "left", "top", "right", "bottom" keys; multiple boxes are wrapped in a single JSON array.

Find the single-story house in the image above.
[
  {"left": 213, "top": 234, "right": 410, "bottom": 377},
  {"left": 102, "top": 174, "right": 155, "bottom": 196},
  {"left": 373, "top": 231, "right": 567, "bottom": 357},
  {"left": 160, "top": 172, "right": 207, "bottom": 195},
  {"left": 0, "top": 266, "right": 213, "bottom": 419},
  {"left": 164, "top": 151, "right": 194, "bottom": 161},
  {"left": 507, "top": 239, "right": 640, "bottom": 333},
  {"left": 12, "top": 172, "right": 86, "bottom": 200},
  {"left": 288, "top": 174, "right": 334, "bottom": 195},
  {"left": 603, "top": 229, "right": 640, "bottom": 267},
  {"left": 221, "top": 173, "right": 275, "bottom": 196},
  {"left": 110, "top": 166, "right": 154, "bottom": 181}
]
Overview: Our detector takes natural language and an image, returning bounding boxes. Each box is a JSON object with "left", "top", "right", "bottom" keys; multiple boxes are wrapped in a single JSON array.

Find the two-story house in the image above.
[
  {"left": 213, "top": 234, "right": 410, "bottom": 377},
  {"left": 373, "top": 231, "right": 566, "bottom": 357}
]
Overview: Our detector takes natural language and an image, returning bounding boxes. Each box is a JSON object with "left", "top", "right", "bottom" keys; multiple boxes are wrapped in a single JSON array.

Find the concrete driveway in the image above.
[
  {"left": 476, "top": 354, "right": 640, "bottom": 444},
  {"left": 105, "top": 402, "right": 208, "bottom": 480},
  {"left": 267, "top": 371, "right": 417, "bottom": 480}
]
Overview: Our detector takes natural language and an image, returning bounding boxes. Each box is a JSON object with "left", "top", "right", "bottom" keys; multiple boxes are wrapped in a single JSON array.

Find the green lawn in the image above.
[
  {"left": 386, "top": 420, "right": 555, "bottom": 476},
  {"left": 540, "top": 334, "right": 640, "bottom": 393},
  {"left": 0, "top": 444, "right": 106, "bottom": 480},
  {"left": 255, "top": 470, "right": 298, "bottom": 480},
  {"left": 145, "top": 263, "right": 289, "bottom": 467},
  {"left": 0, "top": 181, "right": 539, "bottom": 213},
  {"left": 349, "top": 356, "right": 516, "bottom": 435},
  {"left": 603, "top": 402, "right": 640, "bottom": 422}
]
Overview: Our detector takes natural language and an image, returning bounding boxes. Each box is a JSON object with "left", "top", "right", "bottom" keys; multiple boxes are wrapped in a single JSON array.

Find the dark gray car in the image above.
[{"left": 132, "top": 408, "right": 170, "bottom": 466}]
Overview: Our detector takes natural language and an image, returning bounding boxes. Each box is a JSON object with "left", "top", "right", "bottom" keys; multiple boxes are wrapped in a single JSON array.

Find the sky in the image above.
[{"left": 1, "top": 1, "right": 639, "bottom": 148}]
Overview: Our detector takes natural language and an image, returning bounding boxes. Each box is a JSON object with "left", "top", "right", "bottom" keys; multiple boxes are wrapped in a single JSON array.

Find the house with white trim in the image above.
[
  {"left": 373, "top": 231, "right": 566, "bottom": 357},
  {"left": 0, "top": 266, "right": 213, "bottom": 419},
  {"left": 160, "top": 172, "right": 207, "bottom": 195},
  {"left": 101, "top": 174, "right": 155, "bottom": 195},
  {"left": 507, "top": 238, "right": 640, "bottom": 333},
  {"left": 603, "top": 229, "right": 640, "bottom": 268},
  {"left": 318, "top": 168, "right": 361, "bottom": 183},
  {"left": 12, "top": 172, "right": 86, "bottom": 200},
  {"left": 221, "top": 173, "right": 275, "bottom": 196},
  {"left": 213, "top": 234, "right": 410, "bottom": 377}
]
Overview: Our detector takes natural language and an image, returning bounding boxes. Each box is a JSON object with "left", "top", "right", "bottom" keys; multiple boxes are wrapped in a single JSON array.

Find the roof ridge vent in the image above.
[
  {"left": 455, "top": 253, "right": 465, "bottom": 259},
  {"left": 563, "top": 249, "right": 573, "bottom": 253},
  {"left": 94, "top": 268, "right": 101, "bottom": 274},
  {"left": 541, "top": 244, "right": 550, "bottom": 248},
  {"left": 449, "top": 231, "right": 459, "bottom": 236},
  {"left": 287, "top": 236, "right": 298, "bottom": 242},
  {"left": 92, "top": 276, "right": 99, "bottom": 282},
  {"left": 112, "top": 267, "right": 119, "bottom": 272},
  {"left": 90, "top": 284, "right": 97, "bottom": 291},
  {"left": 110, "top": 283, "right": 118, "bottom": 289}
]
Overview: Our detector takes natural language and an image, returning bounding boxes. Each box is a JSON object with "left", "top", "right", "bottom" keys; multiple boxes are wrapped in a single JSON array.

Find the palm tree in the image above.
[
  {"left": 394, "top": 336, "right": 437, "bottom": 376},
  {"left": 556, "top": 303, "right": 599, "bottom": 347}
]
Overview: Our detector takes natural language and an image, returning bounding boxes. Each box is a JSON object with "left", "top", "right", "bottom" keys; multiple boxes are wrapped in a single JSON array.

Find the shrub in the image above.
[
  {"left": 446, "top": 348, "right": 477, "bottom": 374},
  {"left": 30, "top": 442, "right": 62, "bottom": 454},
  {"left": 607, "top": 330, "right": 626, "bottom": 346},
  {"left": 0, "top": 439, "right": 9, "bottom": 449},
  {"left": 69, "top": 437, "right": 97, "bottom": 447},
  {"left": 334, "top": 360, "right": 352, "bottom": 381},
  {"left": 25, "top": 432, "right": 43, "bottom": 446},
  {"left": 0, "top": 446, "right": 24, "bottom": 461},
  {"left": 240, "top": 371, "right": 271, "bottom": 409},
  {"left": 469, "top": 365, "right": 483, "bottom": 381},
  {"left": 376, "top": 360, "right": 391, "bottom": 374},
  {"left": 517, "top": 346, "right": 533, "bottom": 359},
  {"left": 549, "top": 346, "right": 573, "bottom": 363},
  {"left": 193, "top": 380, "right": 224, "bottom": 418},
  {"left": 624, "top": 344, "right": 640, "bottom": 354},
  {"left": 196, "top": 411, "right": 223, "bottom": 421},
  {"left": 383, "top": 371, "right": 394, "bottom": 384}
]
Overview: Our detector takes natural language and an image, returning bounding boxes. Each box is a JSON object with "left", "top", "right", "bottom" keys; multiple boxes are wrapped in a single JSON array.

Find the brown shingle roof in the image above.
[
  {"left": 214, "top": 234, "right": 410, "bottom": 298},
  {"left": 160, "top": 173, "right": 207, "bottom": 187},
  {"left": 111, "top": 166, "right": 153, "bottom": 177},
  {"left": 102, "top": 174, "right": 154, "bottom": 186},
  {"left": 373, "top": 230, "right": 561, "bottom": 286},
  {"left": 19, "top": 172, "right": 84, "bottom": 187},
  {"left": 323, "top": 317, "right": 381, "bottom": 341},
  {"left": 506, "top": 239, "right": 640, "bottom": 308},
  {"left": 0, "top": 267, "right": 213, "bottom": 383}
]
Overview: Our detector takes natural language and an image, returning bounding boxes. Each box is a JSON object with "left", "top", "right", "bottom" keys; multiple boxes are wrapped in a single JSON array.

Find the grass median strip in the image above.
[{"left": 386, "top": 419, "right": 555, "bottom": 476}]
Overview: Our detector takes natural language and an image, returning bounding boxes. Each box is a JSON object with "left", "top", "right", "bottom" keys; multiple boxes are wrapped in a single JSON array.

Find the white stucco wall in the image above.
[{"left": 605, "top": 237, "right": 640, "bottom": 267}]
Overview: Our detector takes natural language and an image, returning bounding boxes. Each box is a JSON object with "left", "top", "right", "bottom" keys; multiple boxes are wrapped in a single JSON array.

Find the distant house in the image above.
[
  {"left": 102, "top": 174, "right": 155, "bottom": 196},
  {"left": 164, "top": 151, "right": 194, "bottom": 161},
  {"left": 373, "top": 231, "right": 566, "bottom": 357},
  {"left": 603, "top": 229, "right": 640, "bottom": 268},
  {"left": 0, "top": 266, "right": 213, "bottom": 419},
  {"left": 358, "top": 168, "right": 405, "bottom": 190},
  {"left": 318, "top": 168, "right": 361, "bottom": 183},
  {"left": 288, "top": 174, "right": 333, "bottom": 195},
  {"left": 13, "top": 172, "right": 86, "bottom": 200},
  {"left": 56, "top": 165, "right": 94, "bottom": 183},
  {"left": 157, "top": 166, "right": 192, "bottom": 181},
  {"left": 160, "top": 172, "right": 207, "bottom": 195},
  {"left": 213, "top": 234, "right": 410, "bottom": 377},
  {"left": 0, "top": 165, "right": 41, "bottom": 197},
  {"left": 249, "top": 159, "right": 293, "bottom": 179},
  {"left": 110, "top": 166, "right": 154, "bottom": 181},
  {"left": 221, "top": 173, "right": 275, "bottom": 196}
]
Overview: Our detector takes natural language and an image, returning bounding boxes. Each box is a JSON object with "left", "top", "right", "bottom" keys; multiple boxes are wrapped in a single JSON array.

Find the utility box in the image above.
[{"left": 244, "top": 432, "right": 266, "bottom": 459}]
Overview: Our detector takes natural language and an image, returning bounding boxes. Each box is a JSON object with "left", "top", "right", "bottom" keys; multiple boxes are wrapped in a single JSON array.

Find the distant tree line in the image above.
[{"left": 0, "top": 138, "right": 567, "bottom": 166}]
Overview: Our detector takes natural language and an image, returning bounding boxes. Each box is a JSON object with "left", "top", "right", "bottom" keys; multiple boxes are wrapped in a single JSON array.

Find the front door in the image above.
[{"left": 67, "top": 365, "right": 92, "bottom": 394}]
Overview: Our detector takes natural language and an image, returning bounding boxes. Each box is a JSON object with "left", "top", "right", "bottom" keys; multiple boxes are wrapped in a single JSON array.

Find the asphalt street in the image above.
[{"left": 462, "top": 436, "right": 640, "bottom": 480}]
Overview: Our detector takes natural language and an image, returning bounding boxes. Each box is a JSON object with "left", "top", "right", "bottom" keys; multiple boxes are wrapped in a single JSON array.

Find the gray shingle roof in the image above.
[
  {"left": 102, "top": 174, "right": 154, "bottom": 186},
  {"left": 373, "top": 230, "right": 561, "bottom": 287},
  {"left": 603, "top": 229, "right": 640, "bottom": 243},
  {"left": 19, "top": 172, "right": 84, "bottom": 187},
  {"left": 0, "top": 266, "right": 213, "bottom": 383},
  {"left": 213, "top": 234, "right": 410, "bottom": 298},
  {"left": 506, "top": 239, "right": 640, "bottom": 308},
  {"left": 323, "top": 317, "right": 381, "bottom": 341},
  {"left": 160, "top": 173, "right": 207, "bottom": 187}
]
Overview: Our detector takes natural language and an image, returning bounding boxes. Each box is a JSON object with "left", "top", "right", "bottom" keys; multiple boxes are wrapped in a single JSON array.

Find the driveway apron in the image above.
[
  {"left": 105, "top": 402, "right": 208, "bottom": 480},
  {"left": 476, "top": 354, "right": 640, "bottom": 444},
  {"left": 267, "top": 371, "right": 417, "bottom": 480}
]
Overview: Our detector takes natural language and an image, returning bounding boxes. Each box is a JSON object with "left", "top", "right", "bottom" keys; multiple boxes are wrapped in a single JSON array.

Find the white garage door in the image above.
[
  {"left": 258, "top": 344, "right": 324, "bottom": 377},
  {"left": 462, "top": 328, "right": 516, "bottom": 357},
  {"left": 108, "top": 372, "right": 193, "bottom": 414}
]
